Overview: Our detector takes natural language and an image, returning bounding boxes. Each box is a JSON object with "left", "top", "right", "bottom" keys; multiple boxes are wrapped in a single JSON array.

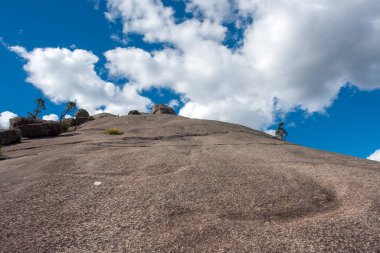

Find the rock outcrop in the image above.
[
  {"left": 1, "top": 115, "right": 380, "bottom": 252},
  {"left": 151, "top": 104, "right": 176, "bottom": 115},
  {"left": 91, "top": 113, "right": 117, "bottom": 119},
  {"left": 9, "top": 117, "right": 41, "bottom": 129},
  {"left": 128, "top": 110, "right": 141, "bottom": 115},
  {"left": 74, "top": 109, "right": 90, "bottom": 125},
  {"left": 0, "top": 129, "right": 22, "bottom": 145},
  {"left": 16, "top": 122, "right": 60, "bottom": 138}
]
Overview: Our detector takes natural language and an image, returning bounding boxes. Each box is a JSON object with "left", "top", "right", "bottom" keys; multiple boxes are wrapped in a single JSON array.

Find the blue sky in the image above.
[{"left": 1, "top": 0, "right": 380, "bottom": 160}]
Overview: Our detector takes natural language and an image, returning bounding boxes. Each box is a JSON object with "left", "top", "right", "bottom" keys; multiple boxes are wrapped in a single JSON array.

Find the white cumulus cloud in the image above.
[
  {"left": 168, "top": 99, "right": 180, "bottom": 108},
  {"left": 367, "top": 149, "right": 380, "bottom": 162},
  {"left": 186, "top": 0, "right": 232, "bottom": 23},
  {"left": 104, "top": 0, "right": 380, "bottom": 129},
  {"left": 9, "top": 0, "right": 380, "bottom": 130},
  {"left": 42, "top": 114, "right": 59, "bottom": 121},
  {"left": 264, "top": 129, "right": 276, "bottom": 137},
  {"left": 0, "top": 111, "right": 18, "bottom": 129},
  {"left": 10, "top": 47, "right": 152, "bottom": 116}
]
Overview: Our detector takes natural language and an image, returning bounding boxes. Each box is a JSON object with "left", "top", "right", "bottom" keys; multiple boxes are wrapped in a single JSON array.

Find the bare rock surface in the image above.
[
  {"left": 92, "top": 113, "right": 117, "bottom": 119},
  {"left": 0, "top": 115, "right": 380, "bottom": 252}
]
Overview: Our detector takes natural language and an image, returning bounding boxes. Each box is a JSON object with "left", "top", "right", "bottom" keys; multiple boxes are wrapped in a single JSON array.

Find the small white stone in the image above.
[{"left": 94, "top": 181, "right": 102, "bottom": 186}]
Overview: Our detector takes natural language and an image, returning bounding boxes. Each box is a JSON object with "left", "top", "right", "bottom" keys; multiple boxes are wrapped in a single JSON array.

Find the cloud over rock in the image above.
[
  {"left": 10, "top": 0, "right": 380, "bottom": 129},
  {"left": 0, "top": 111, "right": 17, "bottom": 129},
  {"left": 368, "top": 149, "right": 380, "bottom": 162},
  {"left": 10, "top": 46, "right": 152, "bottom": 115},
  {"left": 42, "top": 114, "right": 59, "bottom": 122}
]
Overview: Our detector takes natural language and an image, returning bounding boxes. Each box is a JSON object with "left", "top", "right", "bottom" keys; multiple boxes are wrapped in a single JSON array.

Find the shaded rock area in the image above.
[
  {"left": 9, "top": 117, "right": 41, "bottom": 129},
  {"left": 152, "top": 104, "right": 176, "bottom": 115},
  {"left": 128, "top": 110, "right": 141, "bottom": 115},
  {"left": 59, "top": 118, "right": 76, "bottom": 132},
  {"left": 75, "top": 109, "right": 90, "bottom": 125},
  {"left": 1, "top": 114, "right": 380, "bottom": 252},
  {"left": 15, "top": 122, "right": 60, "bottom": 138},
  {"left": 60, "top": 118, "right": 75, "bottom": 127},
  {"left": 0, "top": 129, "right": 22, "bottom": 145}
]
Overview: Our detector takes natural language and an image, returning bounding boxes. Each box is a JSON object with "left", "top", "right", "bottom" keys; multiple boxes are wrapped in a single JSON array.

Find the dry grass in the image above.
[{"left": 105, "top": 128, "right": 124, "bottom": 135}]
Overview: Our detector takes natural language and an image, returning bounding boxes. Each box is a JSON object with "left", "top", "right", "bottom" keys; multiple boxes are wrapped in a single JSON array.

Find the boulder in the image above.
[
  {"left": 16, "top": 122, "right": 60, "bottom": 138},
  {"left": 128, "top": 110, "right": 141, "bottom": 115},
  {"left": 9, "top": 117, "right": 41, "bottom": 129},
  {"left": 0, "top": 129, "right": 22, "bottom": 145},
  {"left": 75, "top": 109, "right": 90, "bottom": 125},
  {"left": 151, "top": 104, "right": 176, "bottom": 115}
]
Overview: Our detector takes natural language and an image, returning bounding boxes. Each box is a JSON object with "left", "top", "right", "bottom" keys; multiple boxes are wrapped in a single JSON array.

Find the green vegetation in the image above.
[
  {"left": 0, "top": 145, "right": 4, "bottom": 159},
  {"left": 105, "top": 128, "right": 124, "bottom": 135},
  {"left": 58, "top": 101, "right": 77, "bottom": 133},
  {"left": 60, "top": 123, "right": 70, "bottom": 133},
  {"left": 28, "top": 97, "right": 46, "bottom": 119},
  {"left": 275, "top": 122, "right": 288, "bottom": 140},
  {"left": 59, "top": 101, "right": 76, "bottom": 124}
]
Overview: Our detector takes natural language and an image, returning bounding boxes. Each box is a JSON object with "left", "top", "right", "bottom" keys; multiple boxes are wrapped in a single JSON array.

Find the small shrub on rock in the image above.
[
  {"left": 0, "top": 146, "right": 4, "bottom": 159},
  {"left": 59, "top": 101, "right": 77, "bottom": 124},
  {"left": 28, "top": 97, "right": 46, "bottom": 119},
  {"left": 60, "top": 118, "right": 75, "bottom": 133},
  {"left": 105, "top": 128, "right": 123, "bottom": 135},
  {"left": 275, "top": 122, "right": 288, "bottom": 140},
  {"left": 60, "top": 123, "right": 70, "bottom": 133}
]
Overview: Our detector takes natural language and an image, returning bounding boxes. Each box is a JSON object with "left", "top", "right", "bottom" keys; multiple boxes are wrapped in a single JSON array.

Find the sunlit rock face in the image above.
[{"left": 1, "top": 114, "right": 380, "bottom": 252}]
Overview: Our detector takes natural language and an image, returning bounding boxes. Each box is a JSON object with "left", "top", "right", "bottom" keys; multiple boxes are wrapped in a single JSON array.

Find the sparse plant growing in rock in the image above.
[
  {"left": 0, "top": 145, "right": 4, "bottom": 159},
  {"left": 105, "top": 128, "right": 123, "bottom": 135},
  {"left": 61, "top": 123, "right": 70, "bottom": 132},
  {"left": 59, "top": 101, "right": 76, "bottom": 124},
  {"left": 275, "top": 122, "right": 288, "bottom": 140},
  {"left": 28, "top": 97, "right": 46, "bottom": 119}
]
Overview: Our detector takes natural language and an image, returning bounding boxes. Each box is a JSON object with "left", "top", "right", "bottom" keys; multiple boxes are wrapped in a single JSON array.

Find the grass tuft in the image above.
[{"left": 105, "top": 128, "right": 124, "bottom": 135}]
